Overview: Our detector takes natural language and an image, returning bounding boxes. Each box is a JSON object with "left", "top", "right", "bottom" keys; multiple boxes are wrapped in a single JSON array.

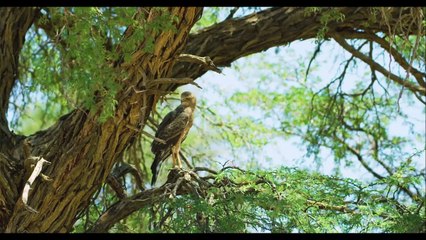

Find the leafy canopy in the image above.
[{"left": 9, "top": 7, "right": 425, "bottom": 233}]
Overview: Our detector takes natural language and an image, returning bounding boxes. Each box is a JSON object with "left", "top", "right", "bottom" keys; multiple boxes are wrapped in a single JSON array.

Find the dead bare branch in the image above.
[{"left": 177, "top": 54, "right": 222, "bottom": 74}]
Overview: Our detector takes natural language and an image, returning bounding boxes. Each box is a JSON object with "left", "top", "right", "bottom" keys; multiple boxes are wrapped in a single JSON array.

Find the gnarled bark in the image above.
[
  {"left": 170, "top": 7, "right": 424, "bottom": 95},
  {"left": 0, "top": 7, "right": 39, "bottom": 232},
  {"left": 0, "top": 7, "right": 423, "bottom": 233},
  {"left": 1, "top": 7, "right": 202, "bottom": 233}
]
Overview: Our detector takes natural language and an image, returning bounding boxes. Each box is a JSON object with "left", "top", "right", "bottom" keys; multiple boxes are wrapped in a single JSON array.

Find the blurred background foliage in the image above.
[{"left": 8, "top": 7, "right": 425, "bottom": 233}]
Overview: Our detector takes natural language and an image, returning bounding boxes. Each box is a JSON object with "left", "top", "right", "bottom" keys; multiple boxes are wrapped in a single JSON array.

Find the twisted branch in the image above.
[
  {"left": 332, "top": 33, "right": 426, "bottom": 96},
  {"left": 337, "top": 30, "right": 426, "bottom": 88}
]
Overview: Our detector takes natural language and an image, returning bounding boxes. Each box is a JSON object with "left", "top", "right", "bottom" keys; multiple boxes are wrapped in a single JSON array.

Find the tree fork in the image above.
[
  {"left": 1, "top": 7, "right": 202, "bottom": 233},
  {"left": 0, "top": 7, "right": 423, "bottom": 233}
]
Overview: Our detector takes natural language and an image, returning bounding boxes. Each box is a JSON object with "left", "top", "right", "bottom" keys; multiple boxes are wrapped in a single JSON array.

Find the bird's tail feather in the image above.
[
  {"left": 151, "top": 151, "right": 170, "bottom": 186},
  {"left": 151, "top": 154, "right": 162, "bottom": 186}
]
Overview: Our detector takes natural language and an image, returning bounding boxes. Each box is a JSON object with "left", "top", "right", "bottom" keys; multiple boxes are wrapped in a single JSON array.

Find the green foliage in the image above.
[
  {"left": 12, "top": 101, "right": 63, "bottom": 135},
  {"left": 143, "top": 167, "right": 425, "bottom": 233},
  {"left": 192, "top": 7, "right": 268, "bottom": 33},
  {"left": 388, "top": 213, "right": 425, "bottom": 232},
  {"left": 14, "top": 7, "right": 178, "bottom": 127},
  {"left": 47, "top": 8, "right": 123, "bottom": 121},
  {"left": 304, "top": 8, "right": 345, "bottom": 41},
  {"left": 392, "top": 35, "right": 425, "bottom": 70},
  {"left": 192, "top": 7, "right": 222, "bottom": 32},
  {"left": 10, "top": 7, "right": 424, "bottom": 233}
]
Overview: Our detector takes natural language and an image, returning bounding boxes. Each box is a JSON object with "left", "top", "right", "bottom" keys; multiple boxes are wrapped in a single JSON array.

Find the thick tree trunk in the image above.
[
  {"left": 0, "top": 7, "right": 202, "bottom": 233},
  {"left": 0, "top": 7, "right": 39, "bottom": 232},
  {"left": 0, "top": 7, "right": 422, "bottom": 233}
]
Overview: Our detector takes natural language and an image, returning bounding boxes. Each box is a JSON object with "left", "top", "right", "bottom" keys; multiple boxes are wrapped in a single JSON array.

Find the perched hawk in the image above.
[{"left": 151, "top": 91, "right": 196, "bottom": 186}]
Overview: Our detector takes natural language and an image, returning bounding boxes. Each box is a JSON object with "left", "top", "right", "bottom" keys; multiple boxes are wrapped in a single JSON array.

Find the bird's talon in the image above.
[{"left": 150, "top": 91, "right": 196, "bottom": 186}]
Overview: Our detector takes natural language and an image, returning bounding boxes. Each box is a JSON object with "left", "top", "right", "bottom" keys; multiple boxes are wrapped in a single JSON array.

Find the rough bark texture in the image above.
[
  {"left": 0, "top": 7, "right": 39, "bottom": 232},
  {"left": 88, "top": 169, "right": 191, "bottom": 233},
  {"left": 0, "top": 8, "right": 38, "bottom": 131},
  {"left": 0, "top": 7, "right": 202, "bottom": 233},
  {"left": 170, "top": 7, "right": 423, "bottom": 92},
  {"left": 0, "top": 7, "right": 423, "bottom": 233}
]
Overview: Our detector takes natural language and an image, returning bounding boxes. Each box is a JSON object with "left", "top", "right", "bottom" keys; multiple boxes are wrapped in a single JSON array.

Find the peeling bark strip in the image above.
[
  {"left": 2, "top": 7, "right": 202, "bottom": 233},
  {"left": 177, "top": 53, "right": 221, "bottom": 74},
  {"left": 21, "top": 157, "right": 51, "bottom": 213},
  {"left": 0, "top": 7, "right": 39, "bottom": 232},
  {"left": 0, "top": 7, "right": 423, "bottom": 233}
]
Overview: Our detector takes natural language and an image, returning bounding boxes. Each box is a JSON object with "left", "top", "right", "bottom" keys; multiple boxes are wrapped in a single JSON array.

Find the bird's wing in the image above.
[
  {"left": 150, "top": 106, "right": 190, "bottom": 186},
  {"left": 151, "top": 105, "right": 190, "bottom": 153},
  {"left": 155, "top": 108, "right": 178, "bottom": 138},
  {"left": 151, "top": 107, "right": 178, "bottom": 153},
  {"left": 157, "top": 110, "right": 190, "bottom": 143}
]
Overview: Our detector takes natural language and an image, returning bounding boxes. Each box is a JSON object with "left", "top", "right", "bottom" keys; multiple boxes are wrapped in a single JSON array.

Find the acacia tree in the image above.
[{"left": 0, "top": 7, "right": 424, "bottom": 233}]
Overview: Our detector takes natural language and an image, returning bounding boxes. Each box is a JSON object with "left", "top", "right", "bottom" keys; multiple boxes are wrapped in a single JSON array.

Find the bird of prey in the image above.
[{"left": 151, "top": 91, "right": 196, "bottom": 186}]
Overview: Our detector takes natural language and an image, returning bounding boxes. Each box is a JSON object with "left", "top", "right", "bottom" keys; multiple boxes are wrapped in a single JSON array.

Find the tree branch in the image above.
[
  {"left": 337, "top": 30, "right": 426, "bottom": 89},
  {"left": 0, "top": 7, "right": 40, "bottom": 232},
  {"left": 88, "top": 169, "right": 197, "bottom": 233},
  {"left": 89, "top": 166, "right": 408, "bottom": 233},
  {"left": 5, "top": 7, "right": 203, "bottom": 233},
  {"left": 169, "top": 7, "right": 422, "bottom": 90},
  {"left": 177, "top": 54, "right": 222, "bottom": 74},
  {"left": 334, "top": 133, "right": 420, "bottom": 203},
  {"left": 332, "top": 33, "right": 425, "bottom": 96},
  {"left": 334, "top": 134, "right": 384, "bottom": 180}
]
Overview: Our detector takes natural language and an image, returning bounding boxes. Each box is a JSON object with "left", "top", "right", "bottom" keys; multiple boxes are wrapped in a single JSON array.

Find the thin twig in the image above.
[
  {"left": 337, "top": 31, "right": 425, "bottom": 88},
  {"left": 193, "top": 167, "right": 218, "bottom": 175},
  {"left": 142, "top": 130, "right": 166, "bottom": 144},
  {"left": 332, "top": 33, "right": 425, "bottom": 96}
]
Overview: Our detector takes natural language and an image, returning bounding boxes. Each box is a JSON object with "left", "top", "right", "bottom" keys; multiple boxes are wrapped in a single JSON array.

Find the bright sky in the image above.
[
  {"left": 181, "top": 38, "right": 426, "bottom": 182},
  {"left": 6, "top": 7, "right": 425, "bottom": 183},
  {"left": 4, "top": 8, "right": 423, "bottom": 234}
]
